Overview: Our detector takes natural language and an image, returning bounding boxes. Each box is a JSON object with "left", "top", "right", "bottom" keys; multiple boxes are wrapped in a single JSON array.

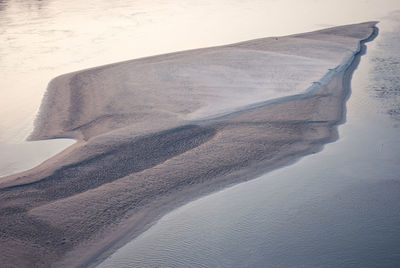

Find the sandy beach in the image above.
[{"left": 0, "top": 22, "right": 377, "bottom": 267}]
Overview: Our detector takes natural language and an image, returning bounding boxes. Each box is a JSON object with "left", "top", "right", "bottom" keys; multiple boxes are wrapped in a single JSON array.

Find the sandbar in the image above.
[{"left": 0, "top": 22, "right": 377, "bottom": 268}]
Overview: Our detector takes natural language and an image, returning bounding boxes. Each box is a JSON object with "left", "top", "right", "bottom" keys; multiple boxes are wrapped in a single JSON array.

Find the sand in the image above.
[{"left": 0, "top": 22, "right": 377, "bottom": 267}]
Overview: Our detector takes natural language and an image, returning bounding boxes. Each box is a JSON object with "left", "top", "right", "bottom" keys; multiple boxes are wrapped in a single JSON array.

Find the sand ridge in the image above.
[{"left": 0, "top": 22, "right": 377, "bottom": 267}]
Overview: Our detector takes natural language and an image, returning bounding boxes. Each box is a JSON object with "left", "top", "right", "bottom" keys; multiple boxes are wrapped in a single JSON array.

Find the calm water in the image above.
[
  {"left": 1, "top": 0, "right": 400, "bottom": 267},
  {"left": 98, "top": 7, "right": 400, "bottom": 268},
  {"left": 0, "top": 0, "right": 399, "bottom": 176}
]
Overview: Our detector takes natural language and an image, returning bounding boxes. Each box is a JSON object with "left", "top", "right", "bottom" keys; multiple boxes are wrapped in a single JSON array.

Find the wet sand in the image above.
[{"left": 0, "top": 22, "right": 377, "bottom": 267}]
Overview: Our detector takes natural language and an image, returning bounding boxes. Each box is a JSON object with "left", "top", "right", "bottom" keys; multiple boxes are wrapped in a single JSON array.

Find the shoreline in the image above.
[
  {"left": 69, "top": 25, "right": 379, "bottom": 268},
  {"left": 0, "top": 138, "right": 76, "bottom": 178},
  {"left": 0, "top": 22, "right": 377, "bottom": 268}
]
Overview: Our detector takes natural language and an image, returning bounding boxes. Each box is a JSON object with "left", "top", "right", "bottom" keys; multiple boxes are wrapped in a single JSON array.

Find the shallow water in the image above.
[
  {"left": 97, "top": 10, "right": 400, "bottom": 268},
  {"left": 0, "top": 0, "right": 399, "bottom": 176}
]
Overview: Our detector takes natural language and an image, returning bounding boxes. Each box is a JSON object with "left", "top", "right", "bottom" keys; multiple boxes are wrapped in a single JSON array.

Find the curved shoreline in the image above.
[
  {"left": 0, "top": 22, "right": 377, "bottom": 268},
  {"left": 72, "top": 25, "right": 379, "bottom": 268}
]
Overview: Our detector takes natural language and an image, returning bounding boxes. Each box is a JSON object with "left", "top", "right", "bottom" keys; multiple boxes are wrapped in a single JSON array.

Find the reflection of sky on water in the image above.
[{"left": 370, "top": 12, "right": 400, "bottom": 123}]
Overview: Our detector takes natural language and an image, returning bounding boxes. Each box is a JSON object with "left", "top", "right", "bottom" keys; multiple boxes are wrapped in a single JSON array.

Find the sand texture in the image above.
[{"left": 0, "top": 22, "right": 376, "bottom": 267}]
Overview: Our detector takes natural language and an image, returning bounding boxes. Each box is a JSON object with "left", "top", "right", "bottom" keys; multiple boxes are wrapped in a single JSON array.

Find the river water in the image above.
[{"left": 1, "top": 0, "right": 399, "bottom": 267}]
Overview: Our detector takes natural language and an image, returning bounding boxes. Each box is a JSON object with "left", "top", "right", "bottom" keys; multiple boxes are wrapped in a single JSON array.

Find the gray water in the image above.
[{"left": 98, "top": 13, "right": 400, "bottom": 268}]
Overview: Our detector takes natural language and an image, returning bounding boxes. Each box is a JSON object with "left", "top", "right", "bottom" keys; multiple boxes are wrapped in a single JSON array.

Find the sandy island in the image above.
[{"left": 0, "top": 22, "right": 377, "bottom": 267}]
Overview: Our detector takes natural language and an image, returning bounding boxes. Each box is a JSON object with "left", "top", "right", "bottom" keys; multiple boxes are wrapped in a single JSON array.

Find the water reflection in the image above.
[
  {"left": 0, "top": 0, "right": 48, "bottom": 13},
  {"left": 0, "top": 0, "right": 6, "bottom": 11},
  {"left": 370, "top": 12, "right": 400, "bottom": 123}
]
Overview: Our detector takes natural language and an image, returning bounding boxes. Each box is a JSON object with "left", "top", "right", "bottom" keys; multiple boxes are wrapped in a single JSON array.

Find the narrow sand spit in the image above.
[{"left": 0, "top": 22, "right": 377, "bottom": 267}]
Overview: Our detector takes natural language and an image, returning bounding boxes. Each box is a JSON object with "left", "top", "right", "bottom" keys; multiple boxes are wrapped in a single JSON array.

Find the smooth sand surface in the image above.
[{"left": 0, "top": 22, "right": 376, "bottom": 267}]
